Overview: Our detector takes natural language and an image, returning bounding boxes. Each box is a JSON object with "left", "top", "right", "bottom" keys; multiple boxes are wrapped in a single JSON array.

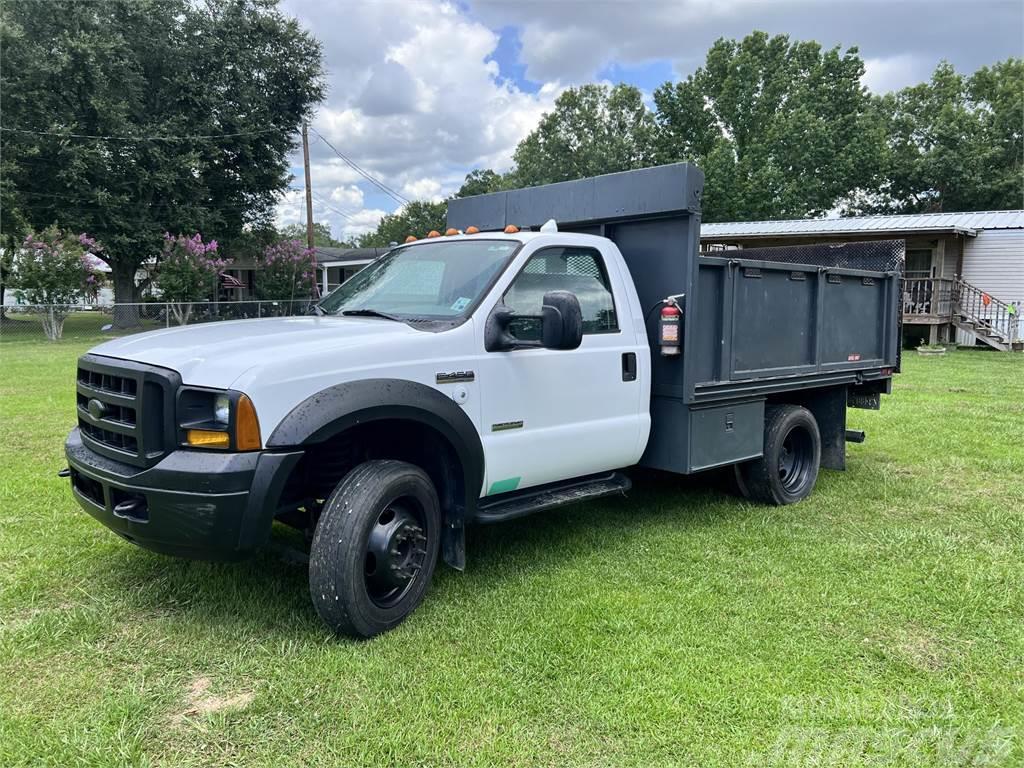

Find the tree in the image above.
[
  {"left": 255, "top": 239, "right": 318, "bottom": 304},
  {"left": 455, "top": 169, "right": 509, "bottom": 198},
  {"left": 0, "top": 0, "right": 324, "bottom": 315},
  {"left": 10, "top": 227, "right": 106, "bottom": 339},
  {"left": 357, "top": 201, "right": 448, "bottom": 247},
  {"left": 653, "top": 32, "right": 882, "bottom": 222},
  {"left": 155, "top": 233, "right": 226, "bottom": 325},
  {"left": 279, "top": 221, "right": 348, "bottom": 248},
  {"left": 511, "top": 84, "right": 657, "bottom": 187},
  {"left": 848, "top": 59, "right": 1024, "bottom": 214}
]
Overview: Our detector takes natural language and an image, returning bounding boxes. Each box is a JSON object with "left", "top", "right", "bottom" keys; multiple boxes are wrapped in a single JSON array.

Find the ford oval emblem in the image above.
[{"left": 87, "top": 398, "right": 107, "bottom": 420}]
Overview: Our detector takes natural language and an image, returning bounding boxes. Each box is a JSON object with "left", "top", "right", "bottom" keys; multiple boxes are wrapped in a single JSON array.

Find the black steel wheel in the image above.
[
  {"left": 735, "top": 405, "right": 821, "bottom": 505},
  {"left": 309, "top": 460, "right": 440, "bottom": 638}
]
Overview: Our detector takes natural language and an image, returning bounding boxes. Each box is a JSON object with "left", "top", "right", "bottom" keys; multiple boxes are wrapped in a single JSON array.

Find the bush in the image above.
[
  {"left": 155, "top": 233, "right": 228, "bottom": 324},
  {"left": 256, "top": 240, "right": 318, "bottom": 302},
  {"left": 11, "top": 227, "right": 106, "bottom": 340}
]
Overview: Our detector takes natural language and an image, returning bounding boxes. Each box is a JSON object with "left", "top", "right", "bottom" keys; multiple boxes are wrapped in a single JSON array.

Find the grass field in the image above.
[{"left": 1, "top": 335, "right": 1021, "bottom": 767}]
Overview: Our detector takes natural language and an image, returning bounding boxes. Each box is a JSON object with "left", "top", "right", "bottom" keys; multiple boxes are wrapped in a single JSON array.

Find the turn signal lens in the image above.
[
  {"left": 404, "top": 235, "right": 416, "bottom": 243},
  {"left": 236, "top": 394, "right": 262, "bottom": 451},
  {"left": 445, "top": 227, "right": 458, "bottom": 236},
  {"left": 427, "top": 230, "right": 441, "bottom": 238},
  {"left": 504, "top": 224, "right": 519, "bottom": 234},
  {"left": 465, "top": 226, "right": 480, "bottom": 234},
  {"left": 187, "top": 429, "right": 230, "bottom": 448}
]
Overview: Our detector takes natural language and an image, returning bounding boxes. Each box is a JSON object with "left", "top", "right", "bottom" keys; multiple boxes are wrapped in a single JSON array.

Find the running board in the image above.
[{"left": 474, "top": 472, "right": 631, "bottom": 524}]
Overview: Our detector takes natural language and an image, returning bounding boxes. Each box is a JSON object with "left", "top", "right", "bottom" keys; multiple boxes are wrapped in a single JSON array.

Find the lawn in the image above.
[{"left": 1, "top": 337, "right": 1021, "bottom": 767}]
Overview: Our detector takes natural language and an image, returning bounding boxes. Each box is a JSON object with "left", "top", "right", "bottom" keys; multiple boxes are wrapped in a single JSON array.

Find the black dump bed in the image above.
[{"left": 448, "top": 164, "right": 902, "bottom": 475}]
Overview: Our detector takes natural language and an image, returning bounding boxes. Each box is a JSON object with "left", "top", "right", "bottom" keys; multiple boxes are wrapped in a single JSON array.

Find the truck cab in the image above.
[{"left": 65, "top": 164, "right": 901, "bottom": 637}]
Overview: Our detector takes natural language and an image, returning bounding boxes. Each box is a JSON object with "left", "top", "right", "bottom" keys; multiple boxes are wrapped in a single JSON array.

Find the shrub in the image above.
[
  {"left": 256, "top": 240, "right": 319, "bottom": 304},
  {"left": 155, "top": 233, "right": 227, "bottom": 325},
  {"left": 11, "top": 227, "right": 106, "bottom": 340}
]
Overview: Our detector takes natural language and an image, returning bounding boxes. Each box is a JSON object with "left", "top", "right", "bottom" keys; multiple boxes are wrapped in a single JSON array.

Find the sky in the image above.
[{"left": 276, "top": 0, "right": 1023, "bottom": 241}]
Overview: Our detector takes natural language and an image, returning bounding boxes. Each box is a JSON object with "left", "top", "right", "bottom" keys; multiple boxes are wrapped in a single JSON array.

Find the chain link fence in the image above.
[{"left": 0, "top": 300, "right": 318, "bottom": 343}]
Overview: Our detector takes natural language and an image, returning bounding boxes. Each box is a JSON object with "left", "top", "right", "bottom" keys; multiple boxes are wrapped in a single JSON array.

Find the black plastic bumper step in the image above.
[{"left": 474, "top": 472, "right": 631, "bottom": 524}]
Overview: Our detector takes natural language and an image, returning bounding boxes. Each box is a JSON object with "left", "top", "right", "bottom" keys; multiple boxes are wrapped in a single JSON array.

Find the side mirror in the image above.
[
  {"left": 484, "top": 290, "right": 584, "bottom": 352},
  {"left": 540, "top": 290, "right": 583, "bottom": 350}
]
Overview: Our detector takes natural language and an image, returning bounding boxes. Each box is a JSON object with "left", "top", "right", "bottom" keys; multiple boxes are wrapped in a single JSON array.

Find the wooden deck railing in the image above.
[
  {"left": 953, "top": 277, "right": 1020, "bottom": 345},
  {"left": 902, "top": 277, "right": 953, "bottom": 319}
]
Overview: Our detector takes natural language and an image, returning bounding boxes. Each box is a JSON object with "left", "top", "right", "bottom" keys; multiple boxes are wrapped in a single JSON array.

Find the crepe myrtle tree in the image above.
[
  {"left": 155, "top": 233, "right": 227, "bottom": 325},
  {"left": 255, "top": 239, "right": 319, "bottom": 311},
  {"left": 11, "top": 227, "right": 106, "bottom": 340}
]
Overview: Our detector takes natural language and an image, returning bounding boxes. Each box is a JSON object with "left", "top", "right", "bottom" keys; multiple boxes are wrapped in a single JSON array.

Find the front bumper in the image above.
[{"left": 65, "top": 427, "right": 301, "bottom": 560}]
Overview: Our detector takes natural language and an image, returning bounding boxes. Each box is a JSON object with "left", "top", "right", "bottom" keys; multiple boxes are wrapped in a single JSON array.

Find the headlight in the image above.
[
  {"left": 214, "top": 394, "right": 231, "bottom": 426},
  {"left": 177, "top": 389, "right": 262, "bottom": 451}
]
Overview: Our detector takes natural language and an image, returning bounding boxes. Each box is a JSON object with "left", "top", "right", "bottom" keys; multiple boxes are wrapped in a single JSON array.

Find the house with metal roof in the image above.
[{"left": 701, "top": 210, "right": 1024, "bottom": 351}]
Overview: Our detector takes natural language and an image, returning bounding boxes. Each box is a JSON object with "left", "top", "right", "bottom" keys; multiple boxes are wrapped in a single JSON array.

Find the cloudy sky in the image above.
[{"left": 277, "top": 0, "right": 1023, "bottom": 241}]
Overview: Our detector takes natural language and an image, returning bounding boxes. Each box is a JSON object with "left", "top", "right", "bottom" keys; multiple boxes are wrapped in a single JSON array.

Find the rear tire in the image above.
[
  {"left": 735, "top": 405, "right": 820, "bottom": 505},
  {"left": 309, "top": 460, "right": 440, "bottom": 638}
]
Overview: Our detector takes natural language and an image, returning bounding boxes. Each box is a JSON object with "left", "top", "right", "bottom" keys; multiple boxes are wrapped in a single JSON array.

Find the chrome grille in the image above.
[{"left": 75, "top": 355, "right": 180, "bottom": 468}]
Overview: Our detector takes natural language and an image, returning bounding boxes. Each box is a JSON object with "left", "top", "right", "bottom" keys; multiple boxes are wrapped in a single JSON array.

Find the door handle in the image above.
[{"left": 621, "top": 352, "right": 637, "bottom": 382}]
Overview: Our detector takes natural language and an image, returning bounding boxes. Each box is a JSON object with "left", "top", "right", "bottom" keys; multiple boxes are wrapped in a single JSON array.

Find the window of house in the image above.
[
  {"left": 502, "top": 247, "right": 618, "bottom": 340},
  {"left": 905, "top": 248, "right": 933, "bottom": 278}
]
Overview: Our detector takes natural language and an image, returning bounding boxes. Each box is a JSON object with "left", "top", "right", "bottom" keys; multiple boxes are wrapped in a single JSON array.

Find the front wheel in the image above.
[
  {"left": 734, "top": 405, "right": 821, "bottom": 505},
  {"left": 309, "top": 460, "right": 440, "bottom": 638}
]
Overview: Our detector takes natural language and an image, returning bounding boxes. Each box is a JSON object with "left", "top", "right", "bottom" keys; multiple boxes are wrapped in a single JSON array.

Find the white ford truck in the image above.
[{"left": 65, "top": 164, "right": 901, "bottom": 637}]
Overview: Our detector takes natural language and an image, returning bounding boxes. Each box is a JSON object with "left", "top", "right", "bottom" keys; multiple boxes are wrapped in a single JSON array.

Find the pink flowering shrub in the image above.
[
  {"left": 256, "top": 239, "right": 319, "bottom": 303},
  {"left": 11, "top": 226, "right": 107, "bottom": 339},
  {"left": 156, "top": 233, "right": 229, "bottom": 325}
]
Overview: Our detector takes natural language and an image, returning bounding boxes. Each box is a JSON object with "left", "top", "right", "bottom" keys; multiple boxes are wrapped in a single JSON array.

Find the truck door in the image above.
[{"left": 476, "top": 243, "right": 648, "bottom": 495}]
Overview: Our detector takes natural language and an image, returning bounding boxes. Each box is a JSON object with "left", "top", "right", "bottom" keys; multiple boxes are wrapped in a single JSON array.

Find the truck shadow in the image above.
[{"left": 100, "top": 468, "right": 746, "bottom": 639}]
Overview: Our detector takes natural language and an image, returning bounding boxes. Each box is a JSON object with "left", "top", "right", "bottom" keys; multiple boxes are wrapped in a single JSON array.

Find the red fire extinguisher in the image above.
[{"left": 659, "top": 302, "right": 682, "bottom": 356}]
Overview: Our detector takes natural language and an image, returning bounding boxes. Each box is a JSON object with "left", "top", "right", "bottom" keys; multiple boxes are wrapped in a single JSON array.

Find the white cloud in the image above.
[
  {"left": 468, "top": 0, "right": 1020, "bottom": 85},
  {"left": 338, "top": 209, "right": 389, "bottom": 241},
  {"left": 329, "top": 185, "right": 364, "bottom": 211},
  {"left": 277, "top": 0, "right": 562, "bottom": 240},
  {"left": 862, "top": 54, "right": 929, "bottom": 94},
  {"left": 401, "top": 178, "right": 444, "bottom": 202}
]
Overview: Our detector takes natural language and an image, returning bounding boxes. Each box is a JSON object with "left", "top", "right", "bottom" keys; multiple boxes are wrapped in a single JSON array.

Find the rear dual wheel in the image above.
[
  {"left": 309, "top": 460, "right": 440, "bottom": 638},
  {"left": 735, "top": 405, "right": 821, "bottom": 505}
]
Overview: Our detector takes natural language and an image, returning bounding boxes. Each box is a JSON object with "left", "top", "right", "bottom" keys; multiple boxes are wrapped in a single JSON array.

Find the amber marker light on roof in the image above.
[
  {"left": 445, "top": 228, "right": 459, "bottom": 236},
  {"left": 504, "top": 225, "right": 519, "bottom": 234},
  {"left": 465, "top": 226, "right": 480, "bottom": 234},
  {"left": 405, "top": 235, "right": 416, "bottom": 243},
  {"left": 427, "top": 230, "right": 441, "bottom": 238}
]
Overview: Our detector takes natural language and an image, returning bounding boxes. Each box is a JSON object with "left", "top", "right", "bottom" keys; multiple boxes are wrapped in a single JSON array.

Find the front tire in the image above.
[
  {"left": 735, "top": 405, "right": 821, "bottom": 505},
  {"left": 309, "top": 460, "right": 440, "bottom": 638}
]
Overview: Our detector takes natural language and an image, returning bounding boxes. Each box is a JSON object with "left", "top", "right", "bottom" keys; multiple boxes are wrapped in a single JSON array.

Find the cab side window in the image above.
[{"left": 502, "top": 247, "right": 618, "bottom": 340}]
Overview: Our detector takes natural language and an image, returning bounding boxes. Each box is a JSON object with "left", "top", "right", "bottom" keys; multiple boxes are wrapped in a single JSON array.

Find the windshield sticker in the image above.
[
  {"left": 450, "top": 297, "right": 471, "bottom": 312},
  {"left": 486, "top": 245, "right": 512, "bottom": 252}
]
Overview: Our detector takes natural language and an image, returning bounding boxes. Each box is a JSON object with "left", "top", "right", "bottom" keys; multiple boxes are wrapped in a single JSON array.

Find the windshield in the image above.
[{"left": 318, "top": 239, "right": 519, "bottom": 319}]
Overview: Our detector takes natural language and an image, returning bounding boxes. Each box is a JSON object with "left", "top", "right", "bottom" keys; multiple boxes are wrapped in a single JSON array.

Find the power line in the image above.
[
  {"left": 311, "top": 192, "right": 359, "bottom": 224},
  {"left": 308, "top": 127, "right": 409, "bottom": 206},
  {"left": 0, "top": 125, "right": 281, "bottom": 142}
]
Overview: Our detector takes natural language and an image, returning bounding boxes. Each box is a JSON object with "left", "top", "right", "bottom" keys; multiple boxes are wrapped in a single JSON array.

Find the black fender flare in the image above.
[{"left": 267, "top": 379, "right": 483, "bottom": 568}]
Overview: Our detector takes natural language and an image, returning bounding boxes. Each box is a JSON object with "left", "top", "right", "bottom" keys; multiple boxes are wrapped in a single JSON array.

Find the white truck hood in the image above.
[{"left": 89, "top": 316, "right": 424, "bottom": 388}]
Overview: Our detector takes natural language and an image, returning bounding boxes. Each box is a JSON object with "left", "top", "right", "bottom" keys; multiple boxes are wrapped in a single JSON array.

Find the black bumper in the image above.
[{"left": 65, "top": 427, "right": 302, "bottom": 560}]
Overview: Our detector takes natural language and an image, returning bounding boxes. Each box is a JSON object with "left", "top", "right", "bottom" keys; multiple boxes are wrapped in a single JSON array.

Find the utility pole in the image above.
[{"left": 302, "top": 121, "right": 314, "bottom": 251}]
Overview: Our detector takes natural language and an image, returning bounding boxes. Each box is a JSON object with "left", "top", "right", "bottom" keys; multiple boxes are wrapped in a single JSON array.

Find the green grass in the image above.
[{"left": 1, "top": 341, "right": 1021, "bottom": 767}]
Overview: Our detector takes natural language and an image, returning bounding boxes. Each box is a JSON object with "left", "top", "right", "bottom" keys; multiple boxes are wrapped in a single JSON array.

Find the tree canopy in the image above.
[
  {"left": 279, "top": 221, "right": 351, "bottom": 248},
  {"left": 846, "top": 59, "right": 1024, "bottom": 214},
  {"left": 653, "top": 32, "right": 883, "bottom": 222},
  {"left": 356, "top": 201, "right": 448, "bottom": 247},
  {"left": 511, "top": 84, "right": 657, "bottom": 187},
  {"left": 0, "top": 0, "right": 324, "bottom": 302},
  {"left": 417, "top": 35, "right": 1020, "bottom": 237}
]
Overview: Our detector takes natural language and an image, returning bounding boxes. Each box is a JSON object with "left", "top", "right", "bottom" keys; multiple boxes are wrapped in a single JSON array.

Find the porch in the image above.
[{"left": 903, "top": 276, "right": 1020, "bottom": 351}]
